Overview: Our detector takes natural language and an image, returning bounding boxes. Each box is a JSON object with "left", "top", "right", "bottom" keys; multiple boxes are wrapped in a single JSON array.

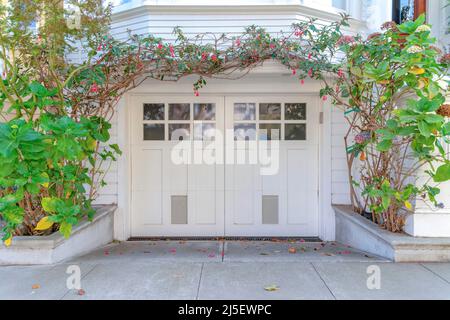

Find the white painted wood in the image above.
[
  {"left": 224, "top": 95, "right": 319, "bottom": 236},
  {"left": 108, "top": 73, "right": 345, "bottom": 240},
  {"left": 130, "top": 95, "right": 225, "bottom": 236}
]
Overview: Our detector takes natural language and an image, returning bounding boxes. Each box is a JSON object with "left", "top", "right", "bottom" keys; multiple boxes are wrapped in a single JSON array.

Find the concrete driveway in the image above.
[{"left": 1, "top": 240, "right": 450, "bottom": 300}]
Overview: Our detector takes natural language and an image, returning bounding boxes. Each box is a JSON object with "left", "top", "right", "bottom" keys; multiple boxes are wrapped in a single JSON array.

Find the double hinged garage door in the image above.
[{"left": 130, "top": 95, "right": 319, "bottom": 237}]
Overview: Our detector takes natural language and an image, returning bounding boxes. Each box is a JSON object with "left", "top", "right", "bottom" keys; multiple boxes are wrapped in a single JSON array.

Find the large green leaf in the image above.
[
  {"left": 377, "top": 140, "right": 392, "bottom": 152},
  {"left": 59, "top": 222, "right": 72, "bottom": 239},
  {"left": 434, "top": 164, "right": 450, "bottom": 183}
]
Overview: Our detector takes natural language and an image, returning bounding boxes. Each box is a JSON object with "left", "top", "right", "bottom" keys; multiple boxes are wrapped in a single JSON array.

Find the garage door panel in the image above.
[
  {"left": 167, "top": 153, "right": 188, "bottom": 192},
  {"left": 191, "top": 190, "right": 217, "bottom": 225},
  {"left": 132, "top": 148, "right": 163, "bottom": 191},
  {"left": 224, "top": 96, "right": 319, "bottom": 236},
  {"left": 133, "top": 190, "right": 163, "bottom": 225},
  {"left": 131, "top": 96, "right": 224, "bottom": 236},
  {"left": 287, "top": 149, "right": 309, "bottom": 225},
  {"left": 190, "top": 164, "right": 216, "bottom": 190}
]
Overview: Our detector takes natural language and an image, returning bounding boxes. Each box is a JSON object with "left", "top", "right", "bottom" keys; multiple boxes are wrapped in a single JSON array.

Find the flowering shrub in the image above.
[
  {"left": 323, "top": 16, "right": 450, "bottom": 231},
  {"left": 0, "top": 1, "right": 121, "bottom": 244}
]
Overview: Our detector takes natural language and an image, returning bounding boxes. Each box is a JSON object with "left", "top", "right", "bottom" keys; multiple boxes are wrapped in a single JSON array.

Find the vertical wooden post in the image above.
[{"left": 414, "top": 0, "right": 427, "bottom": 19}]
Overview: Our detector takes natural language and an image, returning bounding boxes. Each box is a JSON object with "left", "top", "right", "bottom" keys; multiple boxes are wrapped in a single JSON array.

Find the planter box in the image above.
[
  {"left": 0, "top": 205, "right": 116, "bottom": 265},
  {"left": 334, "top": 205, "right": 450, "bottom": 262}
]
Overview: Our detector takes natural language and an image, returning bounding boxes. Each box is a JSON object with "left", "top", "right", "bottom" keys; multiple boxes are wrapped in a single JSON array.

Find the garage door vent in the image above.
[
  {"left": 262, "top": 195, "right": 279, "bottom": 224},
  {"left": 171, "top": 196, "right": 188, "bottom": 224}
]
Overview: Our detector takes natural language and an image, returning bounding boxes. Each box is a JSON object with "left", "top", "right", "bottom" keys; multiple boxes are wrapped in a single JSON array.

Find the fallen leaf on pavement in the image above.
[
  {"left": 264, "top": 285, "right": 280, "bottom": 292},
  {"left": 32, "top": 284, "right": 40, "bottom": 290},
  {"left": 288, "top": 247, "right": 297, "bottom": 254},
  {"left": 77, "top": 289, "right": 86, "bottom": 296},
  {"left": 169, "top": 248, "right": 177, "bottom": 253},
  {"left": 322, "top": 253, "right": 334, "bottom": 256},
  {"left": 260, "top": 252, "right": 269, "bottom": 256},
  {"left": 208, "top": 253, "right": 215, "bottom": 258}
]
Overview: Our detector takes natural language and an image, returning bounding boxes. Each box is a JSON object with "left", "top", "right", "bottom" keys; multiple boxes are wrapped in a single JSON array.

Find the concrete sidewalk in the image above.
[{"left": 1, "top": 240, "right": 450, "bottom": 300}]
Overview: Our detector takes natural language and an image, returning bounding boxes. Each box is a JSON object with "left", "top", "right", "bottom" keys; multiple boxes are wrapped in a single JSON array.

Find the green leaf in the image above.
[
  {"left": 29, "top": 81, "right": 50, "bottom": 97},
  {"left": 109, "top": 143, "right": 122, "bottom": 155},
  {"left": 418, "top": 121, "right": 431, "bottom": 137},
  {"left": 377, "top": 140, "right": 392, "bottom": 152},
  {"left": 433, "top": 164, "right": 450, "bottom": 183},
  {"left": 59, "top": 222, "right": 72, "bottom": 239},
  {"left": 381, "top": 195, "right": 391, "bottom": 210},
  {"left": 41, "top": 197, "right": 60, "bottom": 213}
]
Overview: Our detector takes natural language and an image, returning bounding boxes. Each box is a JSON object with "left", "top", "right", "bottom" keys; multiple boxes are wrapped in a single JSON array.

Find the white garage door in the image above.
[{"left": 130, "top": 94, "right": 319, "bottom": 237}]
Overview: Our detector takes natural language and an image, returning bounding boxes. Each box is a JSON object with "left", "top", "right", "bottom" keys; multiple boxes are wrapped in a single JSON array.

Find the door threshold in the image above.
[{"left": 128, "top": 236, "right": 322, "bottom": 242}]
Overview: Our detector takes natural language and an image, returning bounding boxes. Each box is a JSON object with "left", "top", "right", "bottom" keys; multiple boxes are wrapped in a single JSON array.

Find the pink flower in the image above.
[
  {"left": 308, "top": 68, "right": 313, "bottom": 77},
  {"left": 97, "top": 44, "right": 103, "bottom": 51},
  {"left": 355, "top": 131, "right": 371, "bottom": 144},
  {"left": 308, "top": 53, "right": 312, "bottom": 60},
  {"left": 90, "top": 83, "right": 99, "bottom": 93},
  {"left": 300, "top": 79, "right": 305, "bottom": 85},
  {"left": 367, "top": 32, "right": 382, "bottom": 40},
  {"left": 270, "top": 43, "right": 276, "bottom": 49},
  {"left": 295, "top": 30, "right": 303, "bottom": 37},
  {"left": 235, "top": 39, "right": 241, "bottom": 47},
  {"left": 337, "top": 69, "right": 345, "bottom": 78},
  {"left": 292, "top": 69, "right": 297, "bottom": 75},
  {"left": 169, "top": 45, "right": 175, "bottom": 57},
  {"left": 201, "top": 52, "right": 208, "bottom": 61},
  {"left": 337, "top": 35, "right": 356, "bottom": 46},
  {"left": 322, "top": 95, "right": 328, "bottom": 101},
  {"left": 194, "top": 90, "right": 199, "bottom": 97},
  {"left": 211, "top": 55, "right": 218, "bottom": 62},
  {"left": 157, "top": 43, "right": 163, "bottom": 50},
  {"left": 381, "top": 21, "right": 398, "bottom": 31},
  {"left": 440, "top": 53, "right": 450, "bottom": 65}
]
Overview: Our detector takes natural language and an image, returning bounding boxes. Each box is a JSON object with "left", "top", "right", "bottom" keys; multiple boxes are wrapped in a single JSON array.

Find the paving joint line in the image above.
[
  {"left": 419, "top": 263, "right": 450, "bottom": 285},
  {"left": 59, "top": 263, "right": 99, "bottom": 300},
  {"left": 310, "top": 262, "right": 337, "bottom": 300},
  {"left": 195, "top": 263, "right": 205, "bottom": 300}
]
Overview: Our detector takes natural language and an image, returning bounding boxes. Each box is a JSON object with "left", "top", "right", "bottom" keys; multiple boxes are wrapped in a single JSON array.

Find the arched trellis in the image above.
[{"left": 68, "top": 14, "right": 351, "bottom": 120}]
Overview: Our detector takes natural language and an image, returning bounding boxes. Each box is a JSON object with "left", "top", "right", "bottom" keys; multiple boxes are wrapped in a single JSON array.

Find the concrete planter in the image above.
[
  {"left": 0, "top": 205, "right": 116, "bottom": 265},
  {"left": 334, "top": 205, "right": 450, "bottom": 262}
]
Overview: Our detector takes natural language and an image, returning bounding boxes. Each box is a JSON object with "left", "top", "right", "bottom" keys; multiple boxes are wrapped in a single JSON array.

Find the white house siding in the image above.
[{"left": 93, "top": 3, "right": 392, "bottom": 210}]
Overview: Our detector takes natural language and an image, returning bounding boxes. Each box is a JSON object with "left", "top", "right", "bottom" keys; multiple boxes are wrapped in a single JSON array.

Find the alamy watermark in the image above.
[
  {"left": 170, "top": 128, "right": 280, "bottom": 176},
  {"left": 66, "top": 265, "right": 81, "bottom": 290},
  {"left": 366, "top": 265, "right": 381, "bottom": 290}
]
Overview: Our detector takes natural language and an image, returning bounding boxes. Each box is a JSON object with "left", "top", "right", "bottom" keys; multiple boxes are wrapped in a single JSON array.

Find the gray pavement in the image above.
[{"left": 1, "top": 240, "right": 450, "bottom": 300}]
